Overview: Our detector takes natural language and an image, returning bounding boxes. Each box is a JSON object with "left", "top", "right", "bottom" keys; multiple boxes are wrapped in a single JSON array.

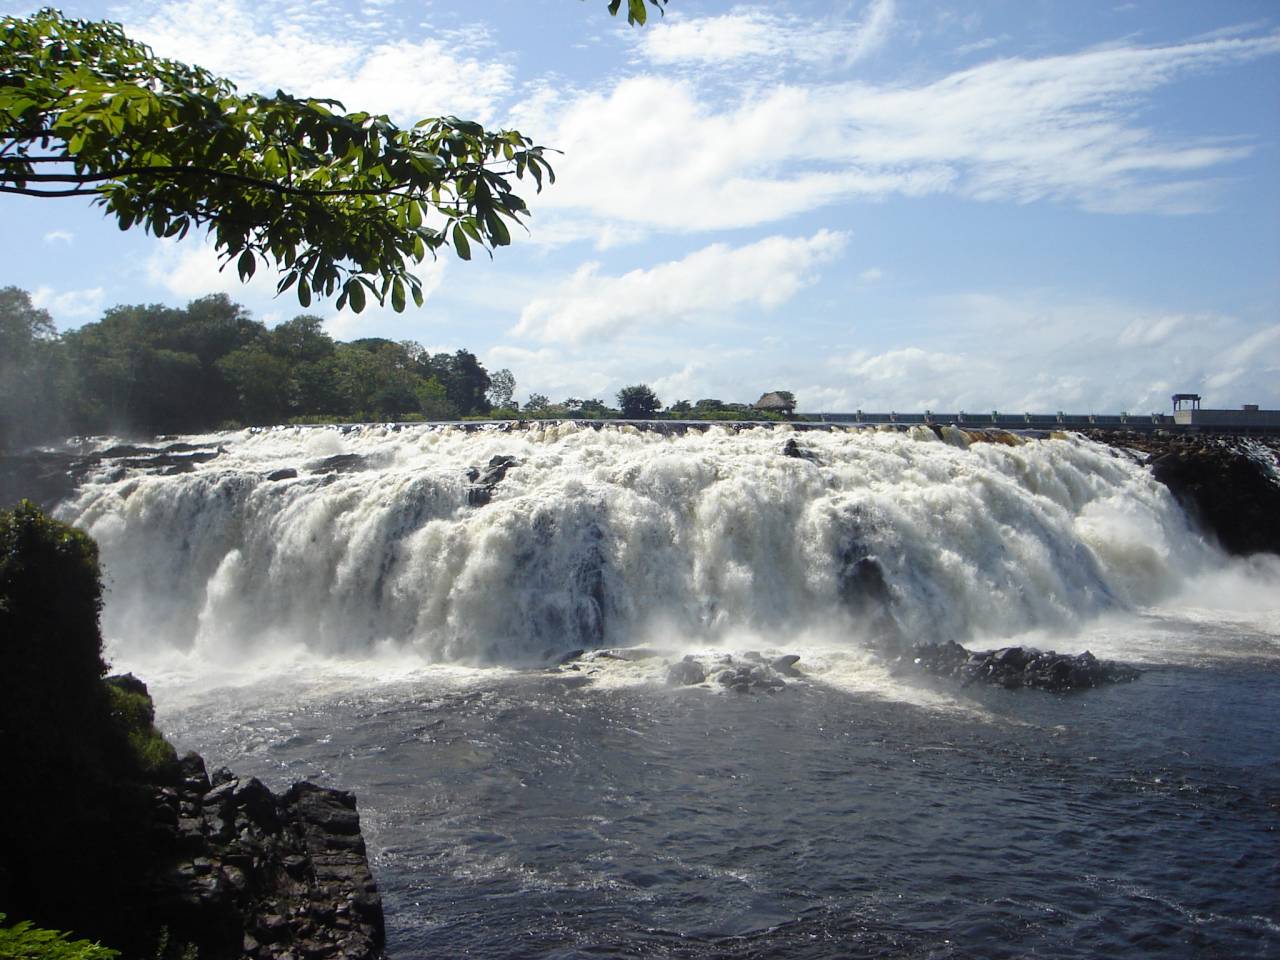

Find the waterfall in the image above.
[{"left": 59, "top": 423, "right": 1212, "bottom": 667}]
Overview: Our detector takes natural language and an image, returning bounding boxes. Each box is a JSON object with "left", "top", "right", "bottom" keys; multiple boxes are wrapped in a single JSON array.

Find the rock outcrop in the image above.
[
  {"left": 1088, "top": 432, "right": 1280, "bottom": 556},
  {"left": 145, "top": 753, "right": 385, "bottom": 960},
  {"left": 902, "top": 641, "right": 1139, "bottom": 693}
]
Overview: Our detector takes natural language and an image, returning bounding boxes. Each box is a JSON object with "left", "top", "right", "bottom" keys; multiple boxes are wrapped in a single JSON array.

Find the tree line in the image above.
[
  {"left": 1, "top": 285, "right": 792, "bottom": 452},
  {"left": 0, "top": 286, "right": 504, "bottom": 449}
]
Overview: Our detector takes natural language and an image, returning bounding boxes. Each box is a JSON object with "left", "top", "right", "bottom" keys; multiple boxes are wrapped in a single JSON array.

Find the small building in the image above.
[
  {"left": 755, "top": 391, "right": 796, "bottom": 416},
  {"left": 1172, "top": 397, "right": 1280, "bottom": 431}
]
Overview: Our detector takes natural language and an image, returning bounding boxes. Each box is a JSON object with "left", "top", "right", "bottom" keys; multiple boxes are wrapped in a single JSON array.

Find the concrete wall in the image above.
[{"left": 1174, "top": 408, "right": 1280, "bottom": 428}]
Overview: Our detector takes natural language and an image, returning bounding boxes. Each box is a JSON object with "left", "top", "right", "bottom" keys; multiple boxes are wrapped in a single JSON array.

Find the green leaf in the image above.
[
  {"left": 452, "top": 222, "right": 471, "bottom": 260},
  {"left": 237, "top": 249, "right": 255, "bottom": 281},
  {"left": 391, "top": 276, "right": 406, "bottom": 312},
  {"left": 346, "top": 278, "right": 366, "bottom": 312}
]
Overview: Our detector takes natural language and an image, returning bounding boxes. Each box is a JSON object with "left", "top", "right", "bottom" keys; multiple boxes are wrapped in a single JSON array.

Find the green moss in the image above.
[{"left": 105, "top": 677, "right": 179, "bottom": 780}]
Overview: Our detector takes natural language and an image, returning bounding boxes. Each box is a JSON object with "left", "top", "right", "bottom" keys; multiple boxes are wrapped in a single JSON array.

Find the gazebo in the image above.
[{"left": 754, "top": 391, "right": 796, "bottom": 416}]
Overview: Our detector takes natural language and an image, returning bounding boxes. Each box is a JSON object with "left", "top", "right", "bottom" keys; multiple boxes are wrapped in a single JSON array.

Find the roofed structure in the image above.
[{"left": 755, "top": 391, "right": 796, "bottom": 415}]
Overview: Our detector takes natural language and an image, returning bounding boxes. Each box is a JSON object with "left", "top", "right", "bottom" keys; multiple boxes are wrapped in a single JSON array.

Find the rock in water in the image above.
[
  {"left": 667, "top": 657, "right": 706, "bottom": 686},
  {"left": 466, "top": 454, "right": 520, "bottom": 507},
  {"left": 905, "top": 643, "right": 1139, "bottom": 693},
  {"left": 770, "top": 654, "right": 803, "bottom": 677}
]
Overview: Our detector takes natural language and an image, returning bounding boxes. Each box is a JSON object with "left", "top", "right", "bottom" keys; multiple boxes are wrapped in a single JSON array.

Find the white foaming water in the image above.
[{"left": 58, "top": 423, "right": 1277, "bottom": 683}]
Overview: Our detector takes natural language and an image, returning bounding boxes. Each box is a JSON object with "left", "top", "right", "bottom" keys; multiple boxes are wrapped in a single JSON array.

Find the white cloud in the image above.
[
  {"left": 127, "top": 0, "right": 513, "bottom": 123},
  {"left": 513, "top": 230, "right": 848, "bottom": 343},
  {"left": 522, "top": 31, "right": 1280, "bottom": 232},
  {"left": 859, "top": 266, "right": 884, "bottom": 283},
  {"left": 955, "top": 36, "right": 1005, "bottom": 57},
  {"left": 639, "top": 0, "right": 895, "bottom": 68},
  {"left": 820, "top": 298, "right": 1280, "bottom": 412},
  {"left": 144, "top": 238, "right": 275, "bottom": 299},
  {"left": 144, "top": 236, "right": 447, "bottom": 317},
  {"left": 31, "top": 285, "right": 104, "bottom": 321},
  {"left": 322, "top": 259, "right": 448, "bottom": 340},
  {"left": 1118, "top": 314, "right": 1186, "bottom": 347},
  {"left": 42, "top": 230, "right": 74, "bottom": 245}
]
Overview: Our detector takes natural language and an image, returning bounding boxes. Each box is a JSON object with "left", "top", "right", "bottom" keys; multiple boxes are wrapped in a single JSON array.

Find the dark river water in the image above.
[{"left": 156, "top": 626, "right": 1279, "bottom": 959}]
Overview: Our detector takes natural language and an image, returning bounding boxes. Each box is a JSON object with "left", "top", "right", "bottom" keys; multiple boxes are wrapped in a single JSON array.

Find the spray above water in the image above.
[{"left": 58, "top": 423, "right": 1235, "bottom": 674}]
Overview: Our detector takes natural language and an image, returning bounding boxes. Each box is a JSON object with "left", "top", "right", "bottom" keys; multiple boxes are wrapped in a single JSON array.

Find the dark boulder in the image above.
[
  {"left": 466, "top": 454, "right": 520, "bottom": 507},
  {"left": 903, "top": 642, "right": 1139, "bottom": 693},
  {"left": 780, "top": 437, "right": 818, "bottom": 461},
  {"left": 308, "top": 453, "right": 367, "bottom": 475},
  {"left": 667, "top": 657, "right": 706, "bottom": 686},
  {"left": 838, "top": 552, "right": 901, "bottom": 648},
  {"left": 265, "top": 468, "right": 298, "bottom": 482}
]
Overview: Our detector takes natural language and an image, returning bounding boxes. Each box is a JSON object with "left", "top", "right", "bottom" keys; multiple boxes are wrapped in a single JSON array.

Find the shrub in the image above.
[{"left": 0, "top": 914, "right": 120, "bottom": 960}]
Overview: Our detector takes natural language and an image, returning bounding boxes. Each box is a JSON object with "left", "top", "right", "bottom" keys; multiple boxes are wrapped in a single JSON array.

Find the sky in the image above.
[{"left": 3, "top": 0, "right": 1279, "bottom": 413}]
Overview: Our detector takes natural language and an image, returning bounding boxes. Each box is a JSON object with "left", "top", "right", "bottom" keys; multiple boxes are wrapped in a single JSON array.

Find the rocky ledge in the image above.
[
  {"left": 146, "top": 752, "right": 384, "bottom": 960},
  {"left": 1087, "top": 431, "right": 1280, "bottom": 556}
]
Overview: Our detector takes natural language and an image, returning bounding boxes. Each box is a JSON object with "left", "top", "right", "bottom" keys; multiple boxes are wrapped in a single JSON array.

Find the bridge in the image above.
[{"left": 804, "top": 407, "right": 1280, "bottom": 435}]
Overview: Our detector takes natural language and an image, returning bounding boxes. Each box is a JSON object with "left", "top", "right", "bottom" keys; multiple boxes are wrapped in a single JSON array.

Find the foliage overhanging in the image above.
[{"left": 0, "top": 8, "right": 558, "bottom": 312}]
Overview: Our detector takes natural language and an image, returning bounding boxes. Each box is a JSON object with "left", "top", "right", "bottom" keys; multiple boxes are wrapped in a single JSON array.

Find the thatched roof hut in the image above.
[{"left": 755, "top": 391, "right": 796, "bottom": 414}]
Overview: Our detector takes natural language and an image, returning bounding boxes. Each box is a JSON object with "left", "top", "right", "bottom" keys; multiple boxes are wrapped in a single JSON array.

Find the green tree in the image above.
[
  {"left": 415, "top": 377, "right": 458, "bottom": 420},
  {"left": 487, "top": 368, "right": 516, "bottom": 410},
  {"left": 1, "top": 4, "right": 666, "bottom": 311},
  {"left": 423, "top": 349, "right": 491, "bottom": 416},
  {"left": 269, "top": 314, "right": 334, "bottom": 364},
  {"left": 63, "top": 298, "right": 262, "bottom": 433},
  {"left": 0, "top": 287, "right": 69, "bottom": 450},
  {"left": 617, "top": 384, "right": 661, "bottom": 419},
  {"left": 525, "top": 392, "right": 550, "bottom": 413},
  {"left": 216, "top": 342, "right": 292, "bottom": 424},
  {"left": 0, "top": 8, "right": 555, "bottom": 313}
]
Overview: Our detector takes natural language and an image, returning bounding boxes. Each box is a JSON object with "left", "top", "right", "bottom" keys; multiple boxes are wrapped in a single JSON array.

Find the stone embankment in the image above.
[{"left": 147, "top": 751, "right": 384, "bottom": 960}]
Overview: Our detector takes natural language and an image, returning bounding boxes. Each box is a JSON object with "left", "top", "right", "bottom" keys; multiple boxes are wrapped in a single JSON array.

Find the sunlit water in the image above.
[{"left": 57, "top": 424, "right": 1280, "bottom": 957}]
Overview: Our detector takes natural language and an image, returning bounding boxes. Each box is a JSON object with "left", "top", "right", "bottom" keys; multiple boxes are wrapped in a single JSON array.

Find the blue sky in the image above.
[{"left": 3, "top": 0, "right": 1278, "bottom": 412}]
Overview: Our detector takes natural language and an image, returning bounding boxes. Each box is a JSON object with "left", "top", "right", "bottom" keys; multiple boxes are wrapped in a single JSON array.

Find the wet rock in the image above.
[
  {"left": 714, "top": 663, "right": 787, "bottom": 694},
  {"left": 308, "top": 454, "right": 366, "bottom": 475},
  {"left": 1149, "top": 445, "right": 1280, "bottom": 556},
  {"left": 1086, "top": 432, "right": 1280, "bottom": 556},
  {"left": 666, "top": 657, "right": 706, "bottom": 686},
  {"left": 179, "top": 752, "right": 211, "bottom": 796},
  {"left": 904, "top": 642, "right": 1139, "bottom": 693},
  {"left": 838, "top": 552, "right": 901, "bottom": 649},
  {"left": 770, "top": 654, "right": 803, "bottom": 677},
  {"left": 466, "top": 454, "right": 520, "bottom": 507},
  {"left": 266, "top": 468, "right": 298, "bottom": 482},
  {"left": 141, "top": 764, "right": 384, "bottom": 960},
  {"left": 596, "top": 647, "right": 662, "bottom": 661},
  {"left": 780, "top": 437, "right": 818, "bottom": 461}
]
